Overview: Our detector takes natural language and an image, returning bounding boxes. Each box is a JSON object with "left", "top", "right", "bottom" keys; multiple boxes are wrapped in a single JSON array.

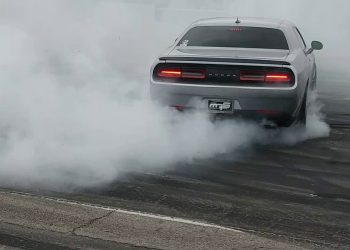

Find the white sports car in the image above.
[{"left": 150, "top": 17, "right": 323, "bottom": 126}]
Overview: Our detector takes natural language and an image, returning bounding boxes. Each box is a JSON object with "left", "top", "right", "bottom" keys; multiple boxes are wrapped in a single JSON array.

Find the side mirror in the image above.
[
  {"left": 306, "top": 41, "right": 323, "bottom": 54},
  {"left": 311, "top": 41, "right": 323, "bottom": 50}
]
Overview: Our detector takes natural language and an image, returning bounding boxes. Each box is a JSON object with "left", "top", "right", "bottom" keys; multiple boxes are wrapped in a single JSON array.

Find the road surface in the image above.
[{"left": 0, "top": 79, "right": 349, "bottom": 249}]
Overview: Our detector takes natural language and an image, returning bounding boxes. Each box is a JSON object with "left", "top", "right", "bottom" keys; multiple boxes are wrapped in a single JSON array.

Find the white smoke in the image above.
[
  {"left": 0, "top": 0, "right": 334, "bottom": 190},
  {"left": 266, "top": 91, "right": 330, "bottom": 146}
]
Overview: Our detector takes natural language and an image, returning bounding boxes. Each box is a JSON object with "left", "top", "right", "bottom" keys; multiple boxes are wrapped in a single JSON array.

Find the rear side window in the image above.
[{"left": 178, "top": 26, "right": 289, "bottom": 50}]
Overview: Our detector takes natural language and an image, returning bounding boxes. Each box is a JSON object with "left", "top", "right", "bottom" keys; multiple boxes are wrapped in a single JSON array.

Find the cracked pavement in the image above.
[{"left": 0, "top": 191, "right": 307, "bottom": 250}]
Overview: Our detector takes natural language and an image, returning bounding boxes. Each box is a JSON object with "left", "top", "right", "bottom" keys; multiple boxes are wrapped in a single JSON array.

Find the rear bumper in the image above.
[{"left": 150, "top": 81, "right": 302, "bottom": 126}]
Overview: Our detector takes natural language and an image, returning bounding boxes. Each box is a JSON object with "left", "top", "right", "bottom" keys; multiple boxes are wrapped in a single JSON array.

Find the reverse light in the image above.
[
  {"left": 240, "top": 71, "right": 265, "bottom": 81},
  {"left": 182, "top": 70, "right": 206, "bottom": 79}
]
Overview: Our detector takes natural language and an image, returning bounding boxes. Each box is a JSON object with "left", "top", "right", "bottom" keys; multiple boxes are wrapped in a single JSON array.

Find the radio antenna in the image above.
[{"left": 235, "top": 17, "right": 241, "bottom": 24}]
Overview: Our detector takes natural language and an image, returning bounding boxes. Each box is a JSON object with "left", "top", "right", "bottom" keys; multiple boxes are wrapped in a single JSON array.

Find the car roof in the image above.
[{"left": 192, "top": 17, "right": 295, "bottom": 29}]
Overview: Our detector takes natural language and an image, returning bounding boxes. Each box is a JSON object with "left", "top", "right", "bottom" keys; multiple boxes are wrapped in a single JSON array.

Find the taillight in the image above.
[
  {"left": 171, "top": 105, "right": 185, "bottom": 111},
  {"left": 240, "top": 70, "right": 293, "bottom": 84},
  {"left": 265, "top": 73, "right": 291, "bottom": 82},
  {"left": 157, "top": 68, "right": 182, "bottom": 78},
  {"left": 157, "top": 68, "right": 206, "bottom": 79}
]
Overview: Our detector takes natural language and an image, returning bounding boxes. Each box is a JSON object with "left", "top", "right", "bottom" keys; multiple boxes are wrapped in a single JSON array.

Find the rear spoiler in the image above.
[{"left": 159, "top": 56, "right": 291, "bottom": 66}]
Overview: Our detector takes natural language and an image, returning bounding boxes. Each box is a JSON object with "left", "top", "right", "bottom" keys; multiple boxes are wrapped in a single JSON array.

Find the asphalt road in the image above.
[{"left": 0, "top": 79, "right": 349, "bottom": 249}]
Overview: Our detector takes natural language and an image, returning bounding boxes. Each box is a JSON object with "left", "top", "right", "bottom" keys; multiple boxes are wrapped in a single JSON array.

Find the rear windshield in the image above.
[{"left": 178, "top": 26, "right": 289, "bottom": 50}]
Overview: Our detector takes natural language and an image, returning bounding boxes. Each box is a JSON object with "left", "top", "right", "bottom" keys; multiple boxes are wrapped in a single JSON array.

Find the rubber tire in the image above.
[{"left": 297, "top": 87, "right": 308, "bottom": 126}]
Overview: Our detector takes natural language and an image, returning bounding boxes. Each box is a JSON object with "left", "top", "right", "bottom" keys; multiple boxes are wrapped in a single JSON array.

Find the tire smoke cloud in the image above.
[{"left": 0, "top": 0, "right": 333, "bottom": 190}]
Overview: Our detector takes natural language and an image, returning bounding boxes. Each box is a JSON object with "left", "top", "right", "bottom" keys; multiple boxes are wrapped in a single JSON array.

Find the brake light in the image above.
[
  {"left": 157, "top": 68, "right": 206, "bottom": 79},
  {"left": 265, "top": 73, "right": 291, "bottom": 82},
  {"left": 231, "top": 28, "right": 243, "bottom": 32},
  {"left": 240, "top": 70, "right": 292, "bottom": 84},
  {"left": 171, "top": 105, "right": 185, "bottom": 111},
  {"left": 157, "top": 68, "right": 182, "bottom": 78}
]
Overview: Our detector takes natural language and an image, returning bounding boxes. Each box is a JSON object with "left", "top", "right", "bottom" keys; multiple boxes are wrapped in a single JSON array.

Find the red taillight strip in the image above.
[
  {"left": 157, "top": 68, "right": 206, "bottom": 79},
  {"left": 265, "top": 73, "right": 291, "bottom": 82},
  {"left": 157, "top": 69, "right": 182, "bottom": 78}
]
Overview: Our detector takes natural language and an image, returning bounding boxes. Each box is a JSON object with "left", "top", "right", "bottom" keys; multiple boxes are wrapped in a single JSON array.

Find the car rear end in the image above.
[{"left": 150, "top": 22, "right": 300, "bottom": 126}]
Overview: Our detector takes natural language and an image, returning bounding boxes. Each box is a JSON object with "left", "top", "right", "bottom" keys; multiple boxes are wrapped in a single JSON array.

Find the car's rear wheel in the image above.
[
  {"left": 296, "top": 85, "right": 309, "bottom": 126},
  {"left": 298, "top": 93, "right": 307, "bottom": 125}
]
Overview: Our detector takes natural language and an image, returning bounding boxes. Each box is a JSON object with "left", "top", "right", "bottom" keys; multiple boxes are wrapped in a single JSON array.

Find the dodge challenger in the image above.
[{"left": 150, "top": 17, "right": 323, "bottom": 127}]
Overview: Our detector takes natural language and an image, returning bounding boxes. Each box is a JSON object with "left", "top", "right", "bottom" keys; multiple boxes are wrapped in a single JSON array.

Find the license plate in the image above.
[{"left": 208, "top": 99, "right": 233, "bottom": 113}]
